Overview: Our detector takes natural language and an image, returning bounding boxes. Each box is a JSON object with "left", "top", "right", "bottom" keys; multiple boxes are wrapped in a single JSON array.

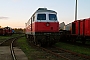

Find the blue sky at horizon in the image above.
[{"left": 0, "top": 0, "right": 90, "bottom": 28}]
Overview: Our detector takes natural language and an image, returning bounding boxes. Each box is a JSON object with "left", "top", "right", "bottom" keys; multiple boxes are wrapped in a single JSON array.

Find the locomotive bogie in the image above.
[{"left": 26, "top": 32, "right": 60, "bottom": 46}]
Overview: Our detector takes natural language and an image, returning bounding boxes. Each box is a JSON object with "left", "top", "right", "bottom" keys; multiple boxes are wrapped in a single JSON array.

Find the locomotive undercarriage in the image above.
[{"left": 26, "top": 32, "right": 60, "bottom": 46}]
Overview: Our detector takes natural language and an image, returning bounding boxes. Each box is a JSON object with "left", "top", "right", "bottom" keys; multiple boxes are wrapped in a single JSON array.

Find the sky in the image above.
[{"left": 0, "top": 0, "right": 90, "bottom": 28}]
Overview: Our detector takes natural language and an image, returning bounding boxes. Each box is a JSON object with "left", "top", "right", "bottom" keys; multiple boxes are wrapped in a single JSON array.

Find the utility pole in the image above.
[{"left": 75, "top": 0, "right": 77, "bottom": 20}]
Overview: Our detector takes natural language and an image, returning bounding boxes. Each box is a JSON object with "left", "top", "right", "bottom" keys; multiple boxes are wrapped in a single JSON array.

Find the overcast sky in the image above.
[{"left": 0, "top": 0, "right": 90, "bottom": 28}]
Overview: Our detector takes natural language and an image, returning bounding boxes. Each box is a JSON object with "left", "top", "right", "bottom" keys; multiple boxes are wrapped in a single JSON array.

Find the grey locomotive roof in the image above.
[
  {"left": 35, "top": 8, "right": 57, "bottom": 13},
  {"left": 27, "top": 8, "right": 57, "bottom": 23}
]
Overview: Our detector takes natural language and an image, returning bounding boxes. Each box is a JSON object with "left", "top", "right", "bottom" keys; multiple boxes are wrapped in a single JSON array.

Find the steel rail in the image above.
[
  {"left": 0, "top": 38, "right": 14, "bottom": 45},
  {"left": 55, "top": 47, "right": 90, "bottom": 59},
  {"left": 0, "top": 35, "right": 24, "bottom": 60},
  {"left": 41, "top": 47, "right": 70, "bottom": 60},
  {"left": 10, "top": 38, "right": 17, "bottom": 60},
  {"left": 39, "top": 46, "right": 90, "bottom": 60}
]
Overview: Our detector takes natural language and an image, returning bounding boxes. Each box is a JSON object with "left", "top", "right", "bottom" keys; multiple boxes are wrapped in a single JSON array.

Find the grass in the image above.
[
  {"left": 55, "top": 42, "right": 90, "bottom": 56},
  {"left": 17, "top": 37, "right": 32, "bottom": 52},
  {"left": 0, "top": 35, "right": 12, "bottom": 42},
  {"left": 17, "top": 37, "right": 37, "bottom": 60},
  {"left": 0, "top": 34, "right": 24, "bottom": 42},
  {"left": 17, "top": 37, "right": 64, "bottom": 60}
]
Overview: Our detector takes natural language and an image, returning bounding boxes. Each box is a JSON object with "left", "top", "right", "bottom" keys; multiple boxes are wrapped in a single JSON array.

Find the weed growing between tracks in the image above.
[
  {"left": 0, "top": 36, "right": 10, "bottom": 42},
  {"left": 17, "top": 37, "right": 65, "bottom": 60},
  {"left": 0, "top": 34, "right": 24, "bottom": 42},
  {"left": 55, "top": 42, "right": 90, "bottom": 56},
  {"left": 0, "top": 34, "right": 23, "bottom": 39}
]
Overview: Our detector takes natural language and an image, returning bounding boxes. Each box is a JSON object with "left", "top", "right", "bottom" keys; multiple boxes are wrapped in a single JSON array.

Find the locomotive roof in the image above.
[
  {"left": 4, "top": 26, "right": 12, "bottom": 29},
  {"left": 35, "top": 8, "right": 57, "bottom": 13},
  {"left": 26, "top": 8, "right": 57, "bottom": 24}
]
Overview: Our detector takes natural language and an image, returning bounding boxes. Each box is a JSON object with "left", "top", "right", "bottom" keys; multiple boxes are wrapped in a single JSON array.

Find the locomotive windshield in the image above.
[
  {"left": 49, "top": 14, "right": 57, "bottom": 20},
  {"left": 37, "top": 14, "right": 46, "bottom": 20}
]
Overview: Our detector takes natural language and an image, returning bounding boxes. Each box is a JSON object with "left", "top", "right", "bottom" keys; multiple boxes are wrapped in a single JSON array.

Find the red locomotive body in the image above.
[
  {"left": 0, "top": 28, "right": 5, "bottom": 35},
  {"left": 0, "top": 26, "right": 12, "bottom": 35},
  {"left": 25, "top": 8, "right": 60, "bottom": 46},
  {"left": 4, "top": 27, "right": 12, "bottom": 35},
  {"left": 32, "top": 22, "right": 59, "bottom": 32}
]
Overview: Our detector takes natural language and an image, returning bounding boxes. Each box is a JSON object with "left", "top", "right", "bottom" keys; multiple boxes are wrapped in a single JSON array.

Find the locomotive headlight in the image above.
[{"left": 46, "top": 22, "right": 50, "bottom": 26}]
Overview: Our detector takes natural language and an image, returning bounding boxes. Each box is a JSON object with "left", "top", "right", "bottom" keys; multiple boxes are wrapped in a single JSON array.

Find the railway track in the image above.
[
  {"left": 27, "top": 38, "right": 90, "bottom": 60},
  {"left": 40, "top": 46, "right": 90, "bottom": 60},
  {"left": 10, "top": 38, "right": 18, "bottom": 60},
  {"left": 0, "top": 36, "right": 23, "bottom": 60}
]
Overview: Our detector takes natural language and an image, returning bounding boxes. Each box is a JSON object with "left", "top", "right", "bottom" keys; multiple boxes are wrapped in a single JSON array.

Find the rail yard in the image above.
[
  {"left": 0, "top": 7, "right": 90, "bottom": 60},
  {"left": 0, "top": 0, "right": 90, "bottom": 59},
  {"left": 18, "top": 36, "right": 90, "bottom": 60},
  {"left": 0, "top": 33, "right": 90, "bottom": 60}
]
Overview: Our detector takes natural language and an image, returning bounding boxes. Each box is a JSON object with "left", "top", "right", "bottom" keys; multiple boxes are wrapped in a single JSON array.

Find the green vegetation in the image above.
[
  {"left": 0, "top": 36, "right": 11, "bottom": 42},
  {"left": 55, "top": 42, "right": 90, "bottom": 56},
  {"left": 17, "top": 37, "right": 64, "bottom": 60},
  {"left": 17, "top": 37, "right": 34, "bottom": 60},
  {"left": 0, "top": 34, "right": 24, "bottom": 42}
]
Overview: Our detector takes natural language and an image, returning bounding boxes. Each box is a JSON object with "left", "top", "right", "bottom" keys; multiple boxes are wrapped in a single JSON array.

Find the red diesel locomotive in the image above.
[
  {"left": 25, "top": 8, "right": 60, "bottom": 46},
  {"left": 0, "top": 26, "right": 12, "bottom": 35}
]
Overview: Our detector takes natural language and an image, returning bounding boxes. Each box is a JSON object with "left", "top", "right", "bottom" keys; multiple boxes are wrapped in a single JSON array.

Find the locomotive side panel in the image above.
[{"left": 34, "top": 22, "right": 59, "bottom": 32}]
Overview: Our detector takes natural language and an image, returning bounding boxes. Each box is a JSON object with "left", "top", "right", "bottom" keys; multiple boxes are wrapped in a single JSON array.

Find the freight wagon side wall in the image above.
[
  {"left": 85, "top": 18, "right": 90, "bottom": 36},
  {"left": 72, "top": 20, "right": 80, "bottom": 35},
  {"left": 72, "top": 18, "right": 90, "bottom": 36},
  {"left": 80, "top": 20, "right": 84, "bottom": 35}
]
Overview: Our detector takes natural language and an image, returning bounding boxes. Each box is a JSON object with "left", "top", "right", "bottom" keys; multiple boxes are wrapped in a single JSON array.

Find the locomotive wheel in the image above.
[
  {"left": 29, "top": 35, "right": 32, "bottom": 42},
  {"left": 36, "top": 41, "right": 41, "bottom": 47},
  {"left": 26, "top": 34, "right": 29, "bottom": 39},
  {"left": 33, "top": 36, "right": 39, "bottom": 46}
]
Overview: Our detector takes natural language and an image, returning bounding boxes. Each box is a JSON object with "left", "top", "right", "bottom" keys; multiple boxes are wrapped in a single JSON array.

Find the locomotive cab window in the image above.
[
  {"left": 37, "top": 14, "right": 46, "bottom": 20},
  {"left": 49, "top": 14, "right": 57, "bottom": 20}
]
